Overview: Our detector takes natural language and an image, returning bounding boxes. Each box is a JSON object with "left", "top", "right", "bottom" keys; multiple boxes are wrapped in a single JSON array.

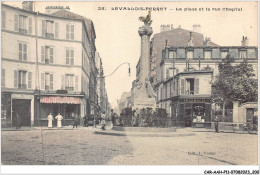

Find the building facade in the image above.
[
  {"left": 1, "top": 3, "right": 105, "bottom": 127},
  {"left": 132, "top": 24, "right": 258, "bottom": 126}
]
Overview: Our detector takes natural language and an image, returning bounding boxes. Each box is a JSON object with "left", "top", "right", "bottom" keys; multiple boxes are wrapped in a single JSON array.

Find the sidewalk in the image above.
[{"left": 1, "top": 125, "right": 101, "bottom": 131}]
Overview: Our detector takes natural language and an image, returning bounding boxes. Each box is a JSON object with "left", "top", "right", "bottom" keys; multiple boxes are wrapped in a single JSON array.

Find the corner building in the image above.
[{"left": 1, "top": 3, "right": 99, "bottom": 127}]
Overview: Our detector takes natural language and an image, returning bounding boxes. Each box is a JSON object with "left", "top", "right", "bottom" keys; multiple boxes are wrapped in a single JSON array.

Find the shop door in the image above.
[
  {"left": 246, "top": 108, "right": 254, "bottom": 123},
  {"left": 12, "top": 99, "right": 31, "bottom": 126}
]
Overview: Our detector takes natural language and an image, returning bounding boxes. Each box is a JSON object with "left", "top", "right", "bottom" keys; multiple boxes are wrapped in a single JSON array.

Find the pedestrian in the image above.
[
  {"left": 83, "top": 114, "right": 88, "bottom": 127},
  {"left": 72, "top": 113, "right": 78, "bottom": 128},
  {"left": 101, "top": 112, "right": 106, "bottom": 130},
  {"left": 15, "top": 113, "right": 21, "bottom": 129},
  {"left": 55, "top": 113, "right": 63, "bottom": 128},
  {"left": 47, "top": 113, "right": 54, "bottom": 128},
  {"left": 111, "top": 109, "right": 115, "bottom": 128},
  {"left": 214, "top": 116, "right": 219, "bottom": 133}
]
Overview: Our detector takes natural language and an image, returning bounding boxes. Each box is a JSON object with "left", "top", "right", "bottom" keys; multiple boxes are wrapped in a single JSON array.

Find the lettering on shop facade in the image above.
[{"left": 179, "top": 99, "right": 211, "bottom": 103}]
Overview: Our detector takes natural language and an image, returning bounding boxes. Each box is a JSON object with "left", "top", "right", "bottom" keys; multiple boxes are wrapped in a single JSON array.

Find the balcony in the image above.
[
  {"left": 19, "top": 29, "right": 27, "bottom": 34},
  {"left": 65, "top": 87, "right": 74, "bottom": 91},
  {"left": 46, "top": 33, "right": 54, "bottom": 38},
  {"left": 185, "top": 90, "right": 194, "bottom": 95},
  {"left": 45, "top": 59, "right": 49, "bottom": 64},
  {"left": 18, "top": 84, "right": 27, "bottom": 89}
]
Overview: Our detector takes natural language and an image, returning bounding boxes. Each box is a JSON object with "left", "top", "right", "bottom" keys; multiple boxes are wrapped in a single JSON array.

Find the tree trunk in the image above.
[{"left": 222, "top": 100, "right": 226, "bottom": 120}]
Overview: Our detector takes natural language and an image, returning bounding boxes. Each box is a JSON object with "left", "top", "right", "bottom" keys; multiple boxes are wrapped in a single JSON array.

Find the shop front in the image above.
[
  {"left": 172, "top": 97, "right": 212, "bottom": 127},
  {"left": 36, "top": 95, "right": 84, "bottom": 126}
]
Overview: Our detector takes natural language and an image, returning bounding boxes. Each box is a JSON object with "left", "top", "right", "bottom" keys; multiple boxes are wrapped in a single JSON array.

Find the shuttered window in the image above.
[
  {"left": 66, "top": 24, "right": 74, "bottom": 40},
  {"left": 195, "top": 78, "right": 199, "bottom": 94},
  {"left": 41, "top": 46, "right": 54, "bottom": 64},
  {"left": 14, "top": 14, "right": 18, "bottom": 31},
  {"left": 61, "top": 75, "right": 65, "bottom": 89},
  {"left": 28, "top": 17, "right": 32, "bottom": 34},
  {"left": 55, "top": 22, "right": 59, "bottom": 38},
  {"left": 42, "top": 20, "right": 46, "bottom": 36},
  {"left": 2, "top": 69, "right": 5, "bottom": 87},
  {"left": 41, "top": 73, "right": 45, "bottom": 90},
  {"left": 2, "top": 11, "right": 6, "bottom": 29},
  {"left": 41, "top": 46, "right": 45, "bottom": 62},
  {"left": 66, "top": 49, "right": 74, "bottom": 65},
  {"left": 50, "top": 74, "right": 54, "bottom": 90},
  {"left": 18, "top": 43, "right": 27, "bottom": 61},
  {"left": 28, "top": 72, "right": 32, "bottom": 89},
  {"left": 75, "top": 75, "right": 78, "bottom": 91},
  {"left": 180, "top": 79, "right": 185, "bottom": 95},
  {"left": 14, "top": 70, "right": 18, "bottom": 88}
]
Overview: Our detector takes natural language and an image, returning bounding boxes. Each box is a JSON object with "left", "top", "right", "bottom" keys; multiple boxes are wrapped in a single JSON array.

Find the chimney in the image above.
[
  {"left": 45, "top": 6, "right": 70, "bottom": 14},
  {"left": 241, "top": 36, "right": 249, "bottom": 46},
  {"left": 193, "top": 24, "right": 201, "bottom": 33},
  {"left": 22, "top": 1, "right": 33, "bottom": 11},
  {"left": 204, "top": 37, "right": 211, "bottom": 46},
  {"left": 188, "top": 32, "right": 194, "bottom": 46},
  {"left": 160, "top": 24, "right": 171, "bottom": 33}
]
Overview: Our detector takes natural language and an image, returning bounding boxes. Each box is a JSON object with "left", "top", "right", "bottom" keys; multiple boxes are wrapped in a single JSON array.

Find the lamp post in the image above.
[{"left": 94, "top": 62, "right": 131, "bottom": 127}]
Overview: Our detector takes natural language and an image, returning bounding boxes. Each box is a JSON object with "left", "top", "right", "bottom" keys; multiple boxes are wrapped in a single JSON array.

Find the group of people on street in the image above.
[{"left": 47, "top": 113, "right": 63, "bottom": 128}]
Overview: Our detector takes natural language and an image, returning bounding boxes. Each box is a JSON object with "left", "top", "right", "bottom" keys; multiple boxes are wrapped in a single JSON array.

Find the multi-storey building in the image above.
[
  {"left": 1, "top": 2, "right": 101, "bottom": 127},
  {"left": 95, "top": 52, "right": 110, "bottom": 116},
  {"left": 132, "top": 24, "right": 257, "bottom": 126},
  {"left": 156, "top": 38, "right": 258, "bottom": 126}
]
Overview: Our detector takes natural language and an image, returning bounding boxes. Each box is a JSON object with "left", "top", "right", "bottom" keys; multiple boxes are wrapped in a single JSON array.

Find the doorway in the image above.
[{"left": 12, "top": 99, "right": 31, "bottom": 126}]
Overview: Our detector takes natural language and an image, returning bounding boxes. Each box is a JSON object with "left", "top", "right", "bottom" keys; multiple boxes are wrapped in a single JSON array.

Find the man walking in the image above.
[
  {"left": 72, "top": 113, "right": 79, "bottom": 128},
  {"left": 101, "top": 112, "right": 106, "bottom": 130},
  {"left": 16, "top": 113, "right": 21, "bottom": 129},
  {"left": 214, "top": 116, "right": 219, "bottom": 133},
  {"left": 111, "top": 109, "right": 115, "bottom": 128}
]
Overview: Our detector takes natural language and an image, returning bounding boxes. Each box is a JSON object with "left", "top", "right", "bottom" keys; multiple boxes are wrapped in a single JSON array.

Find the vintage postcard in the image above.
[{"left": 1, "top": 0, "right": 259, "bottom": 174}]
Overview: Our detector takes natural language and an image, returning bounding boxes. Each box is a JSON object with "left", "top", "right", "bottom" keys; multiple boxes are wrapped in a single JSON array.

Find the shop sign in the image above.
[
  {"left": 180, "top": 99, "right": 210, "bottom": 103},
  {"left": 56, "top": 90, "right": 68, "bottom": 94},
  {"left": 40, "top": 96, "right": 81, "bottom": 104}
]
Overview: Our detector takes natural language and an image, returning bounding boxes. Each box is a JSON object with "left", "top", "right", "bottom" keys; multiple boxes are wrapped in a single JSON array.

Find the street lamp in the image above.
[
  {"left": 97, "top": 62, "right": 131, "bottom": 79},
  {"left": 94, "top": 62, "right": 131, "bottom": 127}
]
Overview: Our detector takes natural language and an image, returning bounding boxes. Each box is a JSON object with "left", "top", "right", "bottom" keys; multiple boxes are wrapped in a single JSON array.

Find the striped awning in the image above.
[{"left": 40, "top": 96, "right": 81, "bottom": 104}]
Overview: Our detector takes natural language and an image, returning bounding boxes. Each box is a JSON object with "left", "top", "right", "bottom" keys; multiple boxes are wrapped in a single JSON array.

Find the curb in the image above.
[{"left": 94, "top": 130, "right": 196, "bottom": 137}]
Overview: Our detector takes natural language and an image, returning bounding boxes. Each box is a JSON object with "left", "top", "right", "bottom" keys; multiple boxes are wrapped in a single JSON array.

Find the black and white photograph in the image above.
[{"left": 0, "top": 0, "right": 259, "bottom": 174}]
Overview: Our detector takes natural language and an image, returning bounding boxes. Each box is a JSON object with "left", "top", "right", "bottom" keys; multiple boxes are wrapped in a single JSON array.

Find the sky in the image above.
[{"left": 3, "top": 1, "right": 258, "bottom": 108}]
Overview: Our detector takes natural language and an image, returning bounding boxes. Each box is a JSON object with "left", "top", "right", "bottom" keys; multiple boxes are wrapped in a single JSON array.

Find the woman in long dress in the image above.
[
  {"left": 55, "top": 113, "right": 63, "bottom": 128},
  {"left": 47, "top": 113, "right": 54, "bottom": 128}
]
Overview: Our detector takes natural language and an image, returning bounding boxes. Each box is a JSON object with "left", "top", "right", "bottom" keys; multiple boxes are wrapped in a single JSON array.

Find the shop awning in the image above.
[{"left": 40, "top": 96, "right": 81, "bottom": 104}]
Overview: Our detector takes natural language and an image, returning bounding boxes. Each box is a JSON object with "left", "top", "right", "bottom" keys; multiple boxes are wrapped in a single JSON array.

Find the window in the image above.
[
  {"left": 204, "top": 51, "right": 212, "bottom": 59},
  {"left": 169, "top": 51, "right": 177, "bottom": 59},
  {"left": 65, "top": 74, "right": 74, "bottom": 91},
  {"left": 18, "top": 43, "right": 27, "bottom": 61},
  {"left": 2, "top": 69, "right": 5, "bottom": 87},
  {"left": 185, "top": 78, "right": 195, "bottom": 95},
  {"left": 239, "top": 50, "right": 247, "bottom": 59},
  {"left": 66, "top": 49, "right": 74, "bottom": 65},
  {"left": 180, "top": 78, "right": 199, "bottom": 95},
  {"left": 45, "top": 73, "right": 53, "bottom": 90},
  {"left": 186, "top": 51, "right": 193, "bottom": 59},
  {"left": 18, "top": 70, "right": 27, "bottom": 89},
  {"left": 2, "top": 11, "right": 6, "bottom": 29},
  {"left": 19, "top": 15, "right": 27, "bottom": 31},
  {"left": 41, "top": 46, "right": 54, "bottom": 64},
  {"left": 221, "top": 51, "right": 228, "bottom": 59},
  {"left": 46, "top": 20, "right": 54, "bottom": 38},
  {"left": 66, "top": 24, "right": 74, "bottom": 40}
]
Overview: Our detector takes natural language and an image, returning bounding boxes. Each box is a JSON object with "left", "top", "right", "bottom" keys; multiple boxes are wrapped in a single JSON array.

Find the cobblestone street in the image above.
[{"left": 1, "top": 128, "right": 258, "bottom": 165}]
